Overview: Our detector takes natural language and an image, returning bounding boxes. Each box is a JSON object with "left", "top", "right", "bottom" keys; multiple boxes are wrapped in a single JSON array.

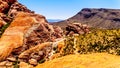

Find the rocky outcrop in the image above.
[
  {"left": 19, "top": 42, "right": 53, "bottom": 66},
  {"left": 65, "top": 23, "right": 90, "bottom": 36},
  {"left": 0, "top": 12, "right": 63, "bottom": 67},
  {"left": 8, "top": 2, "right": 34, "bottom": 18},
  {"left": 0, "top": 0, "right": 17, "bottom": 13},
  {"left": 0, "top": 0, "right": 34, "bottom": 28},
  {"left": 25, "top": 23, "right": 63, "bottom": 49},
  {"left": 0, "top": 0, "right": 16, "bottom": 28}
]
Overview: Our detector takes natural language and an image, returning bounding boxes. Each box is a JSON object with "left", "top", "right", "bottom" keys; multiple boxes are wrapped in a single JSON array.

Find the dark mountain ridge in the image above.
[{"left": 53, "top": 8, "right": 120, "bottom": 29}]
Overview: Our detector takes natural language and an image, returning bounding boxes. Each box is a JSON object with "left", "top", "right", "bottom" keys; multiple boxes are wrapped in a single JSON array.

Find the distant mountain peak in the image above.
[
  {"left": 47, "top": 19, "right": 63, "bottom": 23},
  {"left": 53, "top": 8, "right": 120, "bottom": 29}
]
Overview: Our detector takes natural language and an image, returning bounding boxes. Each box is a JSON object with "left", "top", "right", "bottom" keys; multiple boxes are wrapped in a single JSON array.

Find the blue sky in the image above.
[{"left": 18, "top": 0, "right": 120, "bottom": 19}]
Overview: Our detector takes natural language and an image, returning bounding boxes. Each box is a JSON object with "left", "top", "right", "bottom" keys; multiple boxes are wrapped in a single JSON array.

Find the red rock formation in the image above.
[
  {"left": 0, "top": 0, "right": 63, "bottom": 67},
  {"left": 0, "top": 12, "right": 63, "bottom": 63}
]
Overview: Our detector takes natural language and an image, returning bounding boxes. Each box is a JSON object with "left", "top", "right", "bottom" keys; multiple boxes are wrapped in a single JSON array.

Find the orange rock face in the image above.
[{"left": 0, "top": 12, "right": 46, "bottom": 61}]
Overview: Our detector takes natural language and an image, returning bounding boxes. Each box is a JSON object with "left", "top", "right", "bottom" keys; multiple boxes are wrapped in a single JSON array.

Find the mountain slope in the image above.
[{"left": 53, "top": 8, "right": 120, "bottom": 29}]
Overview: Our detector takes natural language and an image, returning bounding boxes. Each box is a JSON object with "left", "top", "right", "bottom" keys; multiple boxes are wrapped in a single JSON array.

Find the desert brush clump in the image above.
[
  {"left": 0, "top": 23, "right": 10, "bottom": 37},
  {"left": 61, "top": 29, "right": 120, "bottom": 55}
]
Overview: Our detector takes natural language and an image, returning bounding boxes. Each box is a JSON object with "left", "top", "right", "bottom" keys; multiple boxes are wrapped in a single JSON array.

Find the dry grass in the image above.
[{"left": 36, "top": 53, "right": 120, "bottom": 68}]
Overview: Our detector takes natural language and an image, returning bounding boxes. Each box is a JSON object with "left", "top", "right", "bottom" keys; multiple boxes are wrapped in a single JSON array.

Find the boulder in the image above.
[{"left": 65, "top": 23, "right": 90, "bottom": 36}]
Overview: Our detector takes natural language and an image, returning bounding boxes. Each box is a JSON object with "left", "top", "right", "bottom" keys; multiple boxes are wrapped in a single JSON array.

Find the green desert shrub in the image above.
[
  {"left": 0, "top": 23, "right": 10, "bottom": 37},
  {"left": 62, "top": 29, "right": 120, "bottom": 55}
]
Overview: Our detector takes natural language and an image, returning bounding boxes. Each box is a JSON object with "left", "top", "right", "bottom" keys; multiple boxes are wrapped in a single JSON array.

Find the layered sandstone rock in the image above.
[
  {"left": 0, "top": 12, "right": 63, "bottom": 67},
  {"left": 0, "top": 0, "right": 64, "bottom": 67}
]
